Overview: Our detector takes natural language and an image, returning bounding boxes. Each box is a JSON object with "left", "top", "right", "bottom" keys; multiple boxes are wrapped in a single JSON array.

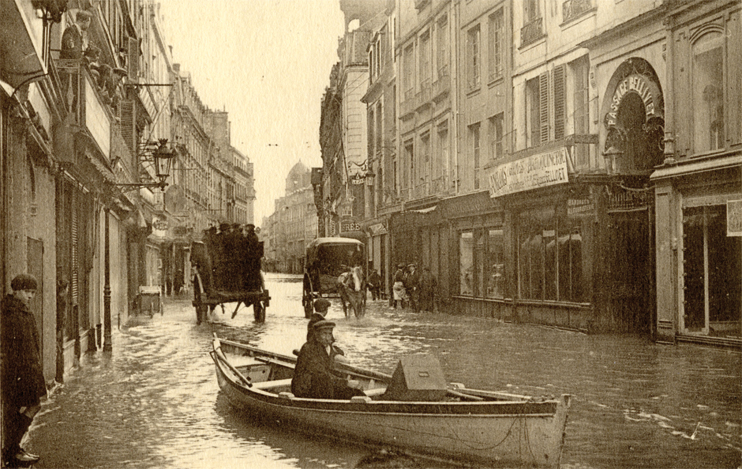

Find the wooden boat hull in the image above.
[{"left": 212, "top": 338, "right": 570, "bottom": 468}]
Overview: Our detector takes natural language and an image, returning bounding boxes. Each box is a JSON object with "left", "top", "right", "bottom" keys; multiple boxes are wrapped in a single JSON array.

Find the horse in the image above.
[{"left": 337, "top": 265, "right": 365, "bottom": 318}]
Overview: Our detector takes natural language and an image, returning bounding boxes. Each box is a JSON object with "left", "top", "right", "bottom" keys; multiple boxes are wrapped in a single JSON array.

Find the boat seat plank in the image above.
[{"left": 251, "top": 378, "right": 293, "bottom": 390}]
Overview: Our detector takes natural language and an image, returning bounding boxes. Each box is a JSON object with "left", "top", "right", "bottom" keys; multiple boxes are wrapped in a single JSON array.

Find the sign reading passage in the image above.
[{"left": 488, "top": 147, "right": 569, "bottom": 198}]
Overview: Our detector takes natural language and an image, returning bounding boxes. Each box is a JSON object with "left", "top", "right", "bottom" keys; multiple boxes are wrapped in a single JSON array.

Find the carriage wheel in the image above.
[
  {"left": 193, "top": 278, "right": 207, "bottom": 325},
  {"left": 254, "top": 301, "right": 266, "bottom": 323},
  {"left": 302, "top": 279, "right": 314, "bottom": 318}
]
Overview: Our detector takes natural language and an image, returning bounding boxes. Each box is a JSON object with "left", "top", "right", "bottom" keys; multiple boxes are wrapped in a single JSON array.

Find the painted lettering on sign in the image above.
[
  {"left": 487, "top": 147, "right": 569, "bottom": 198},
  {"left": 605, "top": 74, "right": 660, "bottom": 127}
]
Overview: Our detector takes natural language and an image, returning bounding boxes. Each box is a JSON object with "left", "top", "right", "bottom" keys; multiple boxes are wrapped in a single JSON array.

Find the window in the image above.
[
  {"left": 404, "top": 141, "right": 414, "bottom": 193},
  {"left": 437, "top": 16, "right": 448, "bottom": 78},
  {"left": 683, "top": 205, "right": 740, "bottom": 334},
  {"left": 489, "top": 113, "right": 504, "bottom": 160},
  {"left": 470, "top": 123, "right": 481, "bottom": 189},
  {"left": 488, "top": 9, "right": 504, "bottom": 82},
  {"left": 437, "top": 122, "right": 449, "bottom": 187},
  {"left": 420, "top": 132, "right": 430, "bottom": 190},
  {"left": 692, "top": 32, "right": 724, "bottom": 152},
  {"left": 459, "top": 231, "right": 474, "bottom": 295},
  {"left": 404, "top": 45, "right": 415, "bottom": 100},
  {"left": 526, "top": 77, "right": 541, "bottom": 147},
  {"left": 460, "top": 228, "right": 507, "bottom": 298},
  {"left": 467, "top": 25, "right": 481, "bottom": 90},
  {"left": 375, "top": 102, "right": 382, "bottom": 156},
  {"left": 420, "top": 31, "right": 431, "bottom": 89},
  {"left": 486, "top": 229, "right": 505, "bottom": 299},
  {"left": 518, "top": 205, "right": 584, "bottom": 302},
  {"left": 524, "top": 0, "right": 540, "bottom": 22}
]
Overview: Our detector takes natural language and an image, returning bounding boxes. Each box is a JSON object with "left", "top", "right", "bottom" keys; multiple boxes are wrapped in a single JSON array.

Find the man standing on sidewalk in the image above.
[{"left": 1, "top": 274, "right": 46, "bottom": 466}]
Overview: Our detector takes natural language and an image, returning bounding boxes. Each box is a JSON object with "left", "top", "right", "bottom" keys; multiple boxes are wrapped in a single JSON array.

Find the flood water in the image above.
[{"left": 28, "top": 273, "right": 741, "bottom": 469}]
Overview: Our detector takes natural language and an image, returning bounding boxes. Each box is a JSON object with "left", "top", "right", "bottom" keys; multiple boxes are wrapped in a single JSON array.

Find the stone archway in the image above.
[{"left": 602, "top": 58, "right": 665, "bottom": 173}]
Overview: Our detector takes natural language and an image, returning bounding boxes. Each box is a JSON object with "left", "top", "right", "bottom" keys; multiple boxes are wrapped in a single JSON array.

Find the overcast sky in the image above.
[{"left": 157, "top": 0, "right": 345, "bottom": 224}]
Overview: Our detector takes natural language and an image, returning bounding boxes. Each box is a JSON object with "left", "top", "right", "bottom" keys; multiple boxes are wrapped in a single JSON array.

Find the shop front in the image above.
[{"left": 487, "top": 142, "right": 655, "bottom": 333}]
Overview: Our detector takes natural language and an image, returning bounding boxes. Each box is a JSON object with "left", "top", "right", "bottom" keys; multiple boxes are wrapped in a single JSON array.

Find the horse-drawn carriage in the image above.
[
  {"left": 302, "top": 237, "right": 366, "bottom": 318},
  {"left": 191, "top": 227, "right": 270, "bottom": 324}
]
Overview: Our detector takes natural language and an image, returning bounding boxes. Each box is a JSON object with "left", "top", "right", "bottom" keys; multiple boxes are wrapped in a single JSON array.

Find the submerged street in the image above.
[{"left": 26, "top": 273, "right": 741, "bottom": 469}]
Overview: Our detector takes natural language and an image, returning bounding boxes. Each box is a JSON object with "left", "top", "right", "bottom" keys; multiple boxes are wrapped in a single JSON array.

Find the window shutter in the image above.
[
  {"left": 539, "top": 72, "right": 550, "bottom": 143},
  {"left": 120, "top": 99, "right": 137, "bottom": 154},
  {"left": 128, "top": 37, "right": 139, "bottom": 80},
  {"left": 553, "top": 65, "right": 565, "bottom": 140}
]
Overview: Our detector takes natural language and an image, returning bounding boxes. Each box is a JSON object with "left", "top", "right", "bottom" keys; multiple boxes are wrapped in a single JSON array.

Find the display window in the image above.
[{"left": 517, "top": 204, "right": 584, "bottom": 302}]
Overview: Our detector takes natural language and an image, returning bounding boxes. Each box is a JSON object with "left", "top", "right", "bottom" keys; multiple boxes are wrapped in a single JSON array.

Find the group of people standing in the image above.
[
  {"left": 200, "top": 223, "right": 261, "bottom": 292},
  {"left": 392, "top": 263, "right": 437, "bottom": 313}
]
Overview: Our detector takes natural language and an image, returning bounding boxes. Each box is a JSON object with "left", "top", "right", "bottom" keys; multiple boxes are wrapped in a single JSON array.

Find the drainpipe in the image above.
[{"left": 451, "top": 0, "right": 460, "bottom": 194}]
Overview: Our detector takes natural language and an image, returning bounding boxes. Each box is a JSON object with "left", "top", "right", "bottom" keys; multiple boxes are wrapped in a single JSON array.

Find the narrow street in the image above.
[{"left": 25, "top": 273, "right": 741, "bottom": 469}]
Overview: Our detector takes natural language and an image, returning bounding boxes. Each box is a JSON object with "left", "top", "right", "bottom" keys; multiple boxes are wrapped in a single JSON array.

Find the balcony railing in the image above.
[
  {"left": 432, "top": 73, "right": 451, "bottom": 101},
  {"left": 562, "top": 0, "right": 594, "bottom": 24},
  {"left": 520, "top": 17, "right": 544, "bottom": 47}
]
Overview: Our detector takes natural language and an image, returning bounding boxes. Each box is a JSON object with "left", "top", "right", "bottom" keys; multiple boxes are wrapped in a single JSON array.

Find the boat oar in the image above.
[{"left": 212, "top": 341, "right": 253, "bottom": 388}]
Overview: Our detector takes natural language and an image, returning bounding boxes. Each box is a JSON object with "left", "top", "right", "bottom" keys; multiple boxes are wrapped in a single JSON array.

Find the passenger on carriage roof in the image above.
[{"left": 291, "top": 320, "right": 364, "bottom": 400}]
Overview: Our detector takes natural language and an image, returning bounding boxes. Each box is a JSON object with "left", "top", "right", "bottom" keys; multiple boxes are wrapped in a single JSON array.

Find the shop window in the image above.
[
  {"left": 682, "top": 205, "right": 741, "bottom": 336},
  {"left": 518, "top": 204, "right": 585, "bottom": 302},
  {"left": 486, "top": 229, "right": 505, "bottom": 299},
  {"left": 692, "top": 31, "right": 724, "bottom": 153},
  {"left": 459, "top": 231, "right": 474, "bottom": 295}
]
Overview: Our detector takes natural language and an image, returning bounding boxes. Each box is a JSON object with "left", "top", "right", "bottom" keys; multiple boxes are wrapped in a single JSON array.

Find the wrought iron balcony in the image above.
[
  {"left": 520, "top": 17, "right": 545, "bottom": 48},
  {"left": 562, "top": 0, "right": 594, "bottom": 24}
]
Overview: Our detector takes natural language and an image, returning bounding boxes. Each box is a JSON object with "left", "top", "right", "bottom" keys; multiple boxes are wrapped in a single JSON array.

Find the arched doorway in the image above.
[
  {"left": 603, "top": 58, "right": 665, "bottom": 174},
  {"left": 601, "top": 58, "right": 664, "bottom": 334}
]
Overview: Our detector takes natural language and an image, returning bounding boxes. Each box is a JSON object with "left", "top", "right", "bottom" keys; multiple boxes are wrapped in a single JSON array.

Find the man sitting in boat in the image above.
[{"left": 291, "top": 320, "right": 365, "bottom": 400}]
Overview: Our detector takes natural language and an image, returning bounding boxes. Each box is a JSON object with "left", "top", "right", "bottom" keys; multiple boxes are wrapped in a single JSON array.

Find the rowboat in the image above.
[{"left": 211, "top": 335, "right": 571, "bottom": 468}]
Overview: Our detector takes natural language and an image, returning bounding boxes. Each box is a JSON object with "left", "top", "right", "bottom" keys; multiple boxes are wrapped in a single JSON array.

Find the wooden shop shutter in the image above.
[
  {"left": 553, "top": 65, "right": 565, "bottom": 140},
  {"left": 539, "top": 72, "right": 550, "bottom": 144},
  {"left": 128, "top": 37, "right": 139, "bottom": 80}
]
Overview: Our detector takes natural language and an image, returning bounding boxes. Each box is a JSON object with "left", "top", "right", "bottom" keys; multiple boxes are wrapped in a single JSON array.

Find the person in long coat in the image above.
[
  {"left": 418, "top": 266, "right": 438, "bottom": 313},
  {"left": 1, "top": 274, "right": 46, "bottom": 465},
  {"left": 291, "top": 320, "right": 364, "bottom": 399}
]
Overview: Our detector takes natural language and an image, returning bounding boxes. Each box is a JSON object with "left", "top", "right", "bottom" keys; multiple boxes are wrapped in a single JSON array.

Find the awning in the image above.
[
  {"left": 410, "top": 205, "right": 437, "bottom": 214},
  {"left": 650, "top": 154, "right": 742, "bottom": 181}
]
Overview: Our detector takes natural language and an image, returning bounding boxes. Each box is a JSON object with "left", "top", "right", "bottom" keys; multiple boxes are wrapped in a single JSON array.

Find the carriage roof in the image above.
[{"left": 305, "top": 237, "right": 364, "bottom": 249}]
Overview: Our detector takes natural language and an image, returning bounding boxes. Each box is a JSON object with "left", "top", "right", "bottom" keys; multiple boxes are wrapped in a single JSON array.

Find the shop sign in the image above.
[
  {"left": 487, "top": 147, "right": 569, "bottom": 198},
  {"left": 568, "top": 198, "right": 595, "bottom": 217},
  {"left": 350, "top": 174, "right": 365, "bottom": 185},
  {"left": 605, "top": 73, "right": 661, "bottom": 127},
  {"left": 727, "top": 199, "right": 742, "bottom": 237},
  {"left": 368, "top": 223, "right": 388, "bottom": 235},
  {"left": 341, "top": 221, "right": 361, "bottom": 232}
]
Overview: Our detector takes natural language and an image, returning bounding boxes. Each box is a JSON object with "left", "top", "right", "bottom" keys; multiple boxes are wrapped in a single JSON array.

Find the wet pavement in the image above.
[{"left": 24, "top": 273, "right": 741, "bottom": 469}]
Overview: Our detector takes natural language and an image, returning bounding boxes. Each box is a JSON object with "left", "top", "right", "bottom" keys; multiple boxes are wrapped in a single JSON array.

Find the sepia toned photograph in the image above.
[{"left": 0, "top": 0, "right": 740, "bottom": 468}]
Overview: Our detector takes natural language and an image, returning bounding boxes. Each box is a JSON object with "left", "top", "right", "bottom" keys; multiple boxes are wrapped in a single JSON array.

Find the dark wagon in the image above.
[
  {"left": 191, "top": 230, "right": 270, "bottom": 324},
  {"left": 302, "top": 237, "right": 364, "bottom": 318}
]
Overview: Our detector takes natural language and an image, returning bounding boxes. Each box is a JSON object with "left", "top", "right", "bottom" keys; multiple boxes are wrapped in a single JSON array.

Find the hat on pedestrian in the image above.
[
  {"left": 397, "top": 264, "right": 405, "bottom": 269},
  {"left": 312, "top": 319, "right": 335, "bottom": 331},
  {"left": 313, "top": 298, "right": 331, "bottom": 312},
  {"left": 11, "top": 273, "right": 38, "bottom": 291},
  {"left": 76, "top": 10, "right": 93, "bottom": 21}
]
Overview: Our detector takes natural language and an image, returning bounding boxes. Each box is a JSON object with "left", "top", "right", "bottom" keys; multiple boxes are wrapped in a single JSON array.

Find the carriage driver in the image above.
[{"left": 291, "top": 320, "right": 364, "bottom": 400}]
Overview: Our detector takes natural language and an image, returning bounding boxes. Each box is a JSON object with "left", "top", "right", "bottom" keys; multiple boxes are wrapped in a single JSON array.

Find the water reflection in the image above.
[{"left": 29, "top": 273, "right": 741, "bottom": 469}]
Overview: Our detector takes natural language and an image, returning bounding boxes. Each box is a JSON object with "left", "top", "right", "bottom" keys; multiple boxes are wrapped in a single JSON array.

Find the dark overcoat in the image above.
[
  {"left": 1, "top": 295, "right": 47, "bottom": 408},
  {"left": 291, "top": 338, "right": 353, "bottom": 399}
]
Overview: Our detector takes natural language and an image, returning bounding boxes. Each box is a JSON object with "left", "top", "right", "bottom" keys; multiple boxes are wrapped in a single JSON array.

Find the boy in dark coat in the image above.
[
  {"left": 1, "top": 274, "right": 46, "bottom": 465},
  {"left": 291, "top": 320, "right": 364, "bottom": 399}
]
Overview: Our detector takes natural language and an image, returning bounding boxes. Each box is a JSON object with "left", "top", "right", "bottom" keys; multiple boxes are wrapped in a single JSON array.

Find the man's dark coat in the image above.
[
  {"left": 291, "top": 337, "right": 356, "bottom": 399},
  {"left": 1, "top": 295, "right": 47, "bottom": 407}
]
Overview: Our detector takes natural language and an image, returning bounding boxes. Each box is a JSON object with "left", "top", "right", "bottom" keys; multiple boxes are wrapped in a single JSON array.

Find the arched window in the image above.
[{"left": 692, "top": 31, "right": 724, "bottom": 152}]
